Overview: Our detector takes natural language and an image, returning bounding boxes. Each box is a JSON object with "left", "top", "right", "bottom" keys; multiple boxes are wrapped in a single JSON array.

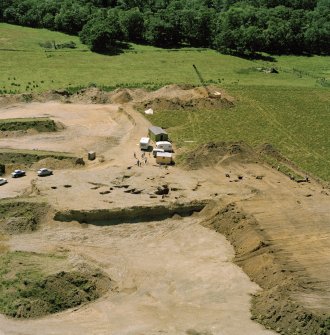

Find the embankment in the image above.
[
  {"left": 0, "top": 148, "right": 84, "bottom": 171},
  {"left": 201, "top": 201, "right": 330, "bottom": 335},
  {"left": 0, "top": 117, "right": 58, "bottom": 132}
]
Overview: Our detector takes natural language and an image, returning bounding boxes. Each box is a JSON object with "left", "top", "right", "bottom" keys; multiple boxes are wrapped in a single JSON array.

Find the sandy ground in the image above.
[
  {"left": 0, "top": 87, "right": 329, "bottom": 334},
  {"left": 0, "top": 217, "right": 275, "bottom": 335}
]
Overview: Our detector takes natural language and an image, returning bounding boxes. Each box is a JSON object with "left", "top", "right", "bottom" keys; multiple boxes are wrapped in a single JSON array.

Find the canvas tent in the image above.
[{"left": 148, "top": 126, "right": 168, "bottom": 142}]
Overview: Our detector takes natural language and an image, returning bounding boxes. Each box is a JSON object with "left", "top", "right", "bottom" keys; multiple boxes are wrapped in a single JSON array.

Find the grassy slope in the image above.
[
  {"left": 148, "top": 86, "right": 330, "bottom": 181},
  {"left": 1, "top": 23, "right": 329, "bottom": 92},
  {"left": 0, "top": 23, "right": 329, "bottom": 180}
]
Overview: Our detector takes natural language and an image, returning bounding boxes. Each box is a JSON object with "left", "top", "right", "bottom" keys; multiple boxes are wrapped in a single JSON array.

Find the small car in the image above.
[
  {"left": 11, "top": 169, "right": 26, "bottom": 178},
  {"left": 0, "top": 178, "right": 7, "bottom": 185},
  {"left": 37, "top": 168, "right": 53, "bottom": 177}
]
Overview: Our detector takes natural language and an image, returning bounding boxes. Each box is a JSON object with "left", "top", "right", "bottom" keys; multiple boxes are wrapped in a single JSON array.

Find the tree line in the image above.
[{"left": 1, "top": 0, "right": 329, "bottom": 55}]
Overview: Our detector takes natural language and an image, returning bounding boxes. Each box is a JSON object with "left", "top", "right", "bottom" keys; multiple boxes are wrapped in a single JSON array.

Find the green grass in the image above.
[
  {"left": 0, "top": 250, "right": 110, "bottom": 318},
  {"left": 0, "top": 23, "right": 329, "bottom": 93},
  {"left": 147, "top": 86, "right": 330, "bottom": 181},
  {"left": 0, "top": 23, "right": 329, "bottom": 181},
  {"left": 0, "top": 117, "right": 57, "bottom": 132},
  {"left": 0, "top": 148, "right": 81, "bottom": 166}
]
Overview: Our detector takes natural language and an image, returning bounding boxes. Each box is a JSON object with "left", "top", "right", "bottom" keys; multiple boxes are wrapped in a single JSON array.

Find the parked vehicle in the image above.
[
  {"left": 152, "top": 148, "right": 165, "bottom": 158},
  {"left": 0, "top": 178, "right": 7, "bottom": 185},
  {"left": 11, "top": 169, "right": 25, "bottom": 178},
  {"left": 37, "top": 168, "right": 53, "bottom": 177},
  {"left": 155, "top": 141, "right": 173, "bottom": 152},
  {"left": 140, "top": 137, "right": 150, "bottom": 150}
]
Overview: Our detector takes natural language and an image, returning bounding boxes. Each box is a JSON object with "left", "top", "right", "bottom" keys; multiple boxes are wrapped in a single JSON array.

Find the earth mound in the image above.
[
  {"left": 0, "top": 251, "right": 112, "bottom": 319},
  {"left": 134, "top": 85, "right": 234, "bottom": 111},
  {"left": 0, "top": 201, "right": 49, "bottom": 235},
  {"left": 182, "top": 142, "right": 257, "bottom": 169},
  {"left": 109, "top": 88, "right": 133, "bottom": 104},
  {"left": 258, "top": 143, "right": 286, "bottom": 161},
  {"left": 31, "top": 157, "right": 84, "bottom": 170},
  {"left": 70, "top": 87, "right": 110, "bottom": 104}
]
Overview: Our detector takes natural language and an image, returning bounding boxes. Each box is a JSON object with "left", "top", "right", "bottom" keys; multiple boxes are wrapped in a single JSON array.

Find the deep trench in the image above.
[{"left": 53, "top": 201, "right": 209, "bottom": 226}]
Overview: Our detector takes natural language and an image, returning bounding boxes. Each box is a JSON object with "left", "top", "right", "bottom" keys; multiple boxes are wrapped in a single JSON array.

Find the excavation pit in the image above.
[{"left": 54, "top": 201, "right": 208, "bottom": 226}]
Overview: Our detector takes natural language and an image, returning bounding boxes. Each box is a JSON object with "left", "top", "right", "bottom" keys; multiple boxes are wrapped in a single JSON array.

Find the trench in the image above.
[{"left": 53, "top": 200, "right": 209, "bottom": 226}]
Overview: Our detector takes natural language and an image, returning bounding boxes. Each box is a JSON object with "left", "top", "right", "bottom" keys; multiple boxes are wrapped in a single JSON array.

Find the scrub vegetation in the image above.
[
  {"left": 0, "top": 117, "right": 57, "bottom": 132},
  {"left": 0, "top": 251, "right": 111, "bottom": 318}
]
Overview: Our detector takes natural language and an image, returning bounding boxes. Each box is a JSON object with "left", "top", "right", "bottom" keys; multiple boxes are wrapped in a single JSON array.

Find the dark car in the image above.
[{"left": 11, "top": 169, "right": 26, "bottom": 178}]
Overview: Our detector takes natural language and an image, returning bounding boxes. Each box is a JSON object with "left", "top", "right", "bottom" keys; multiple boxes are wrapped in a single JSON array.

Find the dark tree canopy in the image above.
[{"left": 1, "top": 0, "right": 329, "bottom": 55}]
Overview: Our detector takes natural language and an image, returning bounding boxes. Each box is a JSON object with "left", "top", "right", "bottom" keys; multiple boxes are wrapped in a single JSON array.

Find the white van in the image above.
[
  {"left": 140, "top": 137, "right": 150, "bottom": 150},
  {"left": 152, "top": 148, "right": 164, "bottom": 158},
  {"left": 156, "top": 141, "right": 172, "bottom": 152}
]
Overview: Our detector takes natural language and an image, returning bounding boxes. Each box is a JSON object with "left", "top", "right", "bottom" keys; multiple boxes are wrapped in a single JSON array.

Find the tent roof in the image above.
[{"left": 149, "top": 126, "right": 167, "bottom": 135}]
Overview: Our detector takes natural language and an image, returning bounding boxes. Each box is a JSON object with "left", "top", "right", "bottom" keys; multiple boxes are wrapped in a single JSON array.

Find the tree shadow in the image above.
[
  {"left": 94, "top": 41, "right": 133, "bottom": 56},
  {"left": 232, "top": 51, "right": 277, "bottom": 62}
]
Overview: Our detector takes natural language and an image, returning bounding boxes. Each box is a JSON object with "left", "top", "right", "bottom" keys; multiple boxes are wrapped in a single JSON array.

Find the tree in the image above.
[
  {"left": 119, "top": 8, "right": 145, "bottom": 42},
  {"left": 80, "top": 9, "right": 124, "bottom": 52},
  {"left": 55, "top": 1, "right": 92, "bottom": 34}
]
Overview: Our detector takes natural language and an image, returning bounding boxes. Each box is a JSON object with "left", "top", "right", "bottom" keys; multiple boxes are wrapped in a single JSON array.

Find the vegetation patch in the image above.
[
  {"left": 0, "top": 251, "right": 111, "bottom": 318},
  {"left": 0, "top": 117, "right": 57, "bottom": 132},
  {"left": 0, "top": 148, "right": 84, "bottom": 168},
  {"left": 179, "top": 141, "right": 257, "bottom": 169},
  {"left": 0, "top": 200, "right": 49, "bottom": 234}
]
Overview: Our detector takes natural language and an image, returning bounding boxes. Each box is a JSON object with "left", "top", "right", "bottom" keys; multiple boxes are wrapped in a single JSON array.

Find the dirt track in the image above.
[{"left": 0, "top": 86, "right": 329, "bottom": 335}]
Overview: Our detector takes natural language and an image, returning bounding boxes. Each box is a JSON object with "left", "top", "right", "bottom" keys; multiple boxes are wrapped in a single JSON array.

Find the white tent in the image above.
[{"left": 144, "top": 108, "right": 154, "bottom": 115}]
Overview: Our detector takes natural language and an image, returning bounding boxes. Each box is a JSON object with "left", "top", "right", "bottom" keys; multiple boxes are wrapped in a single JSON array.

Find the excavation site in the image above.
[{"left": 0, "top": 85, "right": 329, "bottom": 335}]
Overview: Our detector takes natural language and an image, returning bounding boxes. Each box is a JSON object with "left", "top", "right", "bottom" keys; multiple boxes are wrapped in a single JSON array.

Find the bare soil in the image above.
[{"left": 0, "top": 85, "right": 329, "bottom": 335}]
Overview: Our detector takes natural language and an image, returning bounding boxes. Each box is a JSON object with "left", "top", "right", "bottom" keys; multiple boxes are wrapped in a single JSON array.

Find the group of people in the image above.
[{"left": 134, "top": 151, "right": 149, "bottom": 167}]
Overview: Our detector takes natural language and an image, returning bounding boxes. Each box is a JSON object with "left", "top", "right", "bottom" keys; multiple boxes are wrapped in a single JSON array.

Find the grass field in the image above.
[
  {"left": 0, "top": 23, "right": 329, "bottom": 181},
  {"left": 147, "top": 86, "right": 330, "bottom": 181},
  {"left": 1, "top": 23, "right": 329, "bottom": 93}
]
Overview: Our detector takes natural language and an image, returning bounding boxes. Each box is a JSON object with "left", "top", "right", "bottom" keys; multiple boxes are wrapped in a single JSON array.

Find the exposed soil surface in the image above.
[{"left": 0, "top": 85, "right": 329, "bottom": 335}]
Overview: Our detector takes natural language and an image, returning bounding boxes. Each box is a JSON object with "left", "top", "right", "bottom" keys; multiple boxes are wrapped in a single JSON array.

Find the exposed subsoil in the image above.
[
  {"left": 0, "top": 85, "right": 329, "bottom": 335},
  {"left": 202, "top": 202, "right": 330, "bottom": 335}
]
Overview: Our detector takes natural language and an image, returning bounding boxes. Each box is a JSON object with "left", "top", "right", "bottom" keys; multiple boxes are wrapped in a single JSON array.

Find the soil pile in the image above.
[
  {"left": 70, "top": 87, "right": 110, "bottom": 104},
  {"left": 0, "top": 151, "right": 84, "bottom": 171},
  {"left": 201, "top": 201, "right": 330, "bottom": 335},
  {"left": 0, "top": 251, "right": 112, "bottom": 319},
  {"left": 0, "top": 85, "right": 233, "bottom": 110},
  {"left": 0, "top": 118, "right": 57, "bottom": 133},
  {"left": 182, "top": 142, "right": 257, "bottom": 169},
  {"left": 0, "top": 201, "right": 49, "bottom": 235},
  {"left": 258, "top": 143, "right": 287, "bottom": 162},
  {"left": 11, "top": 270, "right": 111, "bottom": 318},
  {"left": 109, "top": 88, "right": 133, "bottom": 104},
  {"left": 3, "top": 217, "right": 37, "bottom": 234},
  {"left": 31, "top": 157, "right": 84, "bottom": 170},
  {"left": 134, "top": 84, "right": 234, "bottom": 111}
]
